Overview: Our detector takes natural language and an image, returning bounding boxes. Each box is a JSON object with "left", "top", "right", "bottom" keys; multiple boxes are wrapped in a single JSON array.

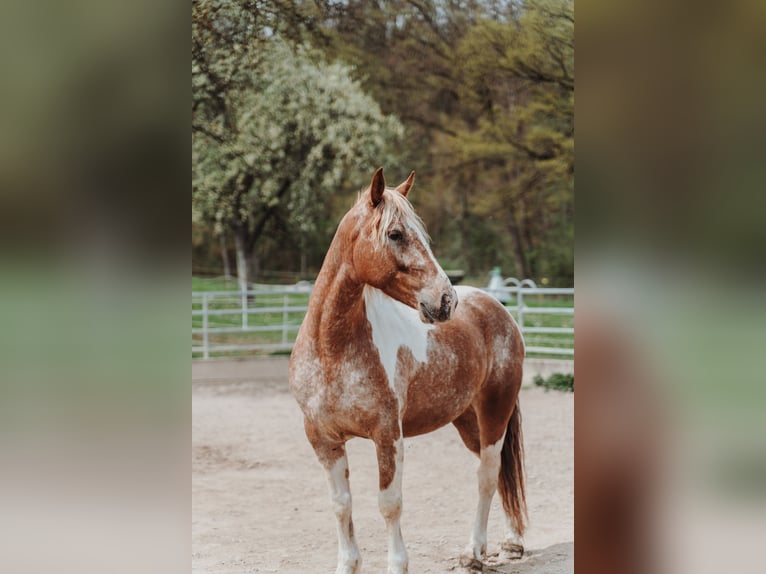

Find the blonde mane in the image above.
[{"left": 357, "top": 187, "right": 430, "bottom": 248}]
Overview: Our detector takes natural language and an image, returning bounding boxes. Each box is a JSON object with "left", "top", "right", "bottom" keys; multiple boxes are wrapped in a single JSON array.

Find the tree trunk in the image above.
[
  {"left": 507, "top": 212, "right": 530, "bottom": 279},
  {"left": 219, "top": 234, "right": 231, "bottom": 279},
  {"left": 300, "top": 235, "right": 307, "bottom": 279},
  {"left": 506, "top": 169, "right": 531, "bottom": 279},
  {"left": 249, "top": 249, "right": 260, "bottom": 284},
  {"left": 234, "top": 228, "right": 249, "bottom": 294}
]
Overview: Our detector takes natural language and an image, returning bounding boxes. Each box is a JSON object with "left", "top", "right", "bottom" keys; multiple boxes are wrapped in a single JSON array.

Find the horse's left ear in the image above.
[
  {"left": 370, "top": 167, "right": 386, "bottom": 207},
  {"left": 395, "top": 171, "right": 415, "bottom": 197}
]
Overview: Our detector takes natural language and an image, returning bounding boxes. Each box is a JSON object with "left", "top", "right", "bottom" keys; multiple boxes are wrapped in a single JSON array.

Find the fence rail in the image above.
[
  {"left": 192, "top": 282, "right": 573, "bottom": 359},
  {"left": 192, "top": 288, "right": 310, "bottom": 359}
]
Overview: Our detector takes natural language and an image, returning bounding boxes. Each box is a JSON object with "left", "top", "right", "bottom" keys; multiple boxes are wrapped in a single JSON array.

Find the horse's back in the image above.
[{"left": 447, "top": 286, "right": 524, "bottom": 365}]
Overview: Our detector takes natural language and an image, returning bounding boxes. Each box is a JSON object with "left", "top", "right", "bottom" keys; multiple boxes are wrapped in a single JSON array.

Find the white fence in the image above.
[
  {"left": 485, "top": 278, "right": 574, "bottom": 357},
  {"left": 192, "top": 280, "right": 573, "bottom": 359},
  {"left": 192, "top": 286, "right": 311, "bottom": 359}
]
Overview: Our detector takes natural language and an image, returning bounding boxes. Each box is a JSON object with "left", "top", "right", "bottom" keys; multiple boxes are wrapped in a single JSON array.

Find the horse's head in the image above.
[{"left": 351, "top": 167, "right": 457, "bottom": 324}]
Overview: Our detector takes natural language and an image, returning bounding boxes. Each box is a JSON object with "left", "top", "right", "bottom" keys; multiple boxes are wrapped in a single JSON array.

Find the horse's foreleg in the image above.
[
  {"left": 462, "top": 431, "right": 506, "bottom": 567},
  {"left": 306, "top": 422, "right": 361, "bottom": 574},
  {"left": 325, "top": 451, "right": 362, "bottom": 574},
  {"left": 375, "top": 432, "right": 408, "bottom": 574}
]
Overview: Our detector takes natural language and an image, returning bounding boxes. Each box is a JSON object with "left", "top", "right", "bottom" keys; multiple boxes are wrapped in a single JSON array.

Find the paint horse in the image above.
[{"left": 289, "top": 168, "right": 526, "bottom": 573}]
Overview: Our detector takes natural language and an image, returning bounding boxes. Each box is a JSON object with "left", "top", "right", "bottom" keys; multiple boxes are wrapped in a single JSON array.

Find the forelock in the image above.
[{"left": 360, "top": 189, "right": 429, "bottom": 248}]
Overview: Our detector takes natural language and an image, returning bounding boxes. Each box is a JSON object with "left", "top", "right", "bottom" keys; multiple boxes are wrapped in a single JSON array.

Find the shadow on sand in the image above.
[{"left": 455, "top": 542, "right": 573, "bottom": 573}]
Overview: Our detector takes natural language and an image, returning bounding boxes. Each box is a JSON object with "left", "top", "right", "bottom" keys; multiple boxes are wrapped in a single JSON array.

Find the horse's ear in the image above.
[
  {"left": 395, "top": 171, "right": 415, "bottom": 197},
  {"left": 370, "top": 167, "right": 386, "bottom": 207}
]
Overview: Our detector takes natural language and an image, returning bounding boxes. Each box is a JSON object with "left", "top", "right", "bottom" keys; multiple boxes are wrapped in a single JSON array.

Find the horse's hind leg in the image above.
[
  {"left": 305, "top": 421, "right": 361, "bottom": 574},
  {"left": 462, "top": 433, "right": 505, "bottom": 568},
  {"left": 458, "top": 391, "right": 513, "bottom": 568},
  {"left": 452, "top": 407, "right": 481, "bottom": 456},
  {"left": 501, "top": 512, "right": 524, "bottom": 559},
  {"left": 454, "top": 407, "right": 500, "bottom": 567}
]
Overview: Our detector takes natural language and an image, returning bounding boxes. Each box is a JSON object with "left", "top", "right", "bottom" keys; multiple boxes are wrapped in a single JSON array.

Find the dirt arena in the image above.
[{"left": 192, "top": 358, "right": 573, "bottom": 574}]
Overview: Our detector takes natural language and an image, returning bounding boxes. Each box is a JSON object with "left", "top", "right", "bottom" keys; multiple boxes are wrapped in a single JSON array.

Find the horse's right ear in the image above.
[
  {"left": 395, "top": 171, "right": 415, "bottom": 197},
  {"left": 370, "top": 167, "right": 385, "bottom": 207}
]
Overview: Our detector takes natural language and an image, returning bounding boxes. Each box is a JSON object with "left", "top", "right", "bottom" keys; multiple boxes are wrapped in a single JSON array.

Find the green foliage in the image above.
[
  {"left": 193, "top": 40, "right": 401, "bottom": 236},
  {"left": 191, "top": 0, "right": 574, "bottom": 285},
  {"left": 192, "top": 1, "right": 402, "bottom": 252},
  {"left": 451, "top": 1, "right": 574, "bottom": 282},
  {"left": 316, "top": 0, "right": 574, "bottom": 284},
  {"left": 533, "top": 372, "right": 574, "bottom": 392}
]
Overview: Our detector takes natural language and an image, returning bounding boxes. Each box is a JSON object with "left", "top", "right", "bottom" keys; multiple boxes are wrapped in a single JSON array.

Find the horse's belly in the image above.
[{"left": 401, "top": 363, "right": 480, "bottom": 437}]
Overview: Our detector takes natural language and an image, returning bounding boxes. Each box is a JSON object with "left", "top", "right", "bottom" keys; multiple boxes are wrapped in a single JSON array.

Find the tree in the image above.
[
  {"left": 191, "top": 0, "right": 574, "bottom": 285},
  {"left": 193, "top": 23, "right": 402, "bottom": 289},
  {"left": 314, "top": 0, "right": 574, "bottom": 283},
  {"left": 440, "top": 0, "right": 574, "bottom": 281}
]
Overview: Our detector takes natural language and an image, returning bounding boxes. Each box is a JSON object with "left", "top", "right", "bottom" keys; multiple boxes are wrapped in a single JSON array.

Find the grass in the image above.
[
  {"left": 192, "top": 277, "right": 573, "bottom": 359},
  {"left": 192, "top": 276, "right": 242, "bottom": 292},
  {"left": 533, "top": 372, "right": 574, "bottom": 392}
]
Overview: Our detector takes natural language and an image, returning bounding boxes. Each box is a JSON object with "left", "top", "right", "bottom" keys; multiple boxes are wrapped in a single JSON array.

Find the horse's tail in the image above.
[{"left": 498, "top": 401, "right": 527, "bottom": 536}]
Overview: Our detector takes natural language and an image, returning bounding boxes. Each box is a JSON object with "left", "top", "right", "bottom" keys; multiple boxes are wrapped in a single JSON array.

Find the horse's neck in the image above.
[{"left": 307, "top": 250, "right": 367, "bottom": 350}]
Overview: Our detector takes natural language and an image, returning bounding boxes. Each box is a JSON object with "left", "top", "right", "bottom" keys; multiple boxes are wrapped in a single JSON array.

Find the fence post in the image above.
[
  {"left": 202, "top": 292, "right": 209, "bottom": 360},
  {"left": 282, "top": 293, "right": 289, "bottom": 346},
  {"left": 517, "top": 287, "right": 525, "bottom": 334},
  {"left": 241, "top": 290, "right": 248, "bottom": 329}
]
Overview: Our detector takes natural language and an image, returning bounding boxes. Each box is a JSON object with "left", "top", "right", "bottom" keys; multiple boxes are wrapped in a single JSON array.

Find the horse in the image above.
[{"left": 289, "top": 167, "right": 526, "bottom": 573}]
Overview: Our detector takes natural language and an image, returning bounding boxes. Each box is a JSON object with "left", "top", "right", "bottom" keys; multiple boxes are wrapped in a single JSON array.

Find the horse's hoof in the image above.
[
  {"left": 336, "top": 557, "right": 361, "bottom": 574},
  {"left": 458, "top": 554, "right": 484, "bottom": 571},
  {"left": 500, "top": 541, "right": 524, "bottom": 559}
]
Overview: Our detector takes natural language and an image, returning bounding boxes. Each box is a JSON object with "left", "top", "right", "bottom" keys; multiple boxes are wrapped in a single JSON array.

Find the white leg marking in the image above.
[
  {"left": 326, "top": 456, "right": 361, "bottom": 574},
  {"left": 379, "top": 438, "right": 408, "bottom": 574},
  {"left": 503, "top": 511, "right": 524, "bottom": 550},
  {"left": 466, "top": 433, "right": 506, "bottom": 562}
]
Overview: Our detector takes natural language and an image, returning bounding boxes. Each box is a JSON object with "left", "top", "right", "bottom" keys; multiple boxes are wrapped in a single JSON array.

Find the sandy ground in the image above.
[{"left": 192, "top": 358, "right": 573, "bottom": 573}]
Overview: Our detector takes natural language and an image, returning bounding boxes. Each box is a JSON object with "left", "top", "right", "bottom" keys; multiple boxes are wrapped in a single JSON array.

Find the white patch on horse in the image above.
[
  {"left": 493, "top": 334, "right": 512, "bottom": 368},
  {"left": 399, "top": 240, "right": 428, "bottom": 269},
  {"left": 413, "top": 227, "right": 450, "bottom": 285},
  {"left": 503, "top": 513, "right": 524, "bottom": 547},
  {"left": 337, "top": 361, "right": 374, "bottom": 412},
  {"left": 415, "top": 233, "right": 436, "bottom": 265},
  {"left": 327, "top": 456, "right": 361, "bottom": 573},
  {"left": 291, "top": 353, "right": 324, "bottom": 415},
  {"left": 467, "top": 433, "right": 506, "bottom": 561},
  {"left": 363, "top": 285, "right": 434, "bottom": 395}
]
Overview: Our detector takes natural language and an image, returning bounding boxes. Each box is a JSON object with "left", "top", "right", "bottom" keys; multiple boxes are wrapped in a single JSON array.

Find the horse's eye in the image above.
[{"left": 387, "top": 230, "right": 404, "bottom": 242}]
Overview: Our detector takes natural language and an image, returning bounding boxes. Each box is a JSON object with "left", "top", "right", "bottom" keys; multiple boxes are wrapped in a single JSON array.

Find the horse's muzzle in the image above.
[{"left": 419, "top": 290, "right": 457, "bottom": 323}]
